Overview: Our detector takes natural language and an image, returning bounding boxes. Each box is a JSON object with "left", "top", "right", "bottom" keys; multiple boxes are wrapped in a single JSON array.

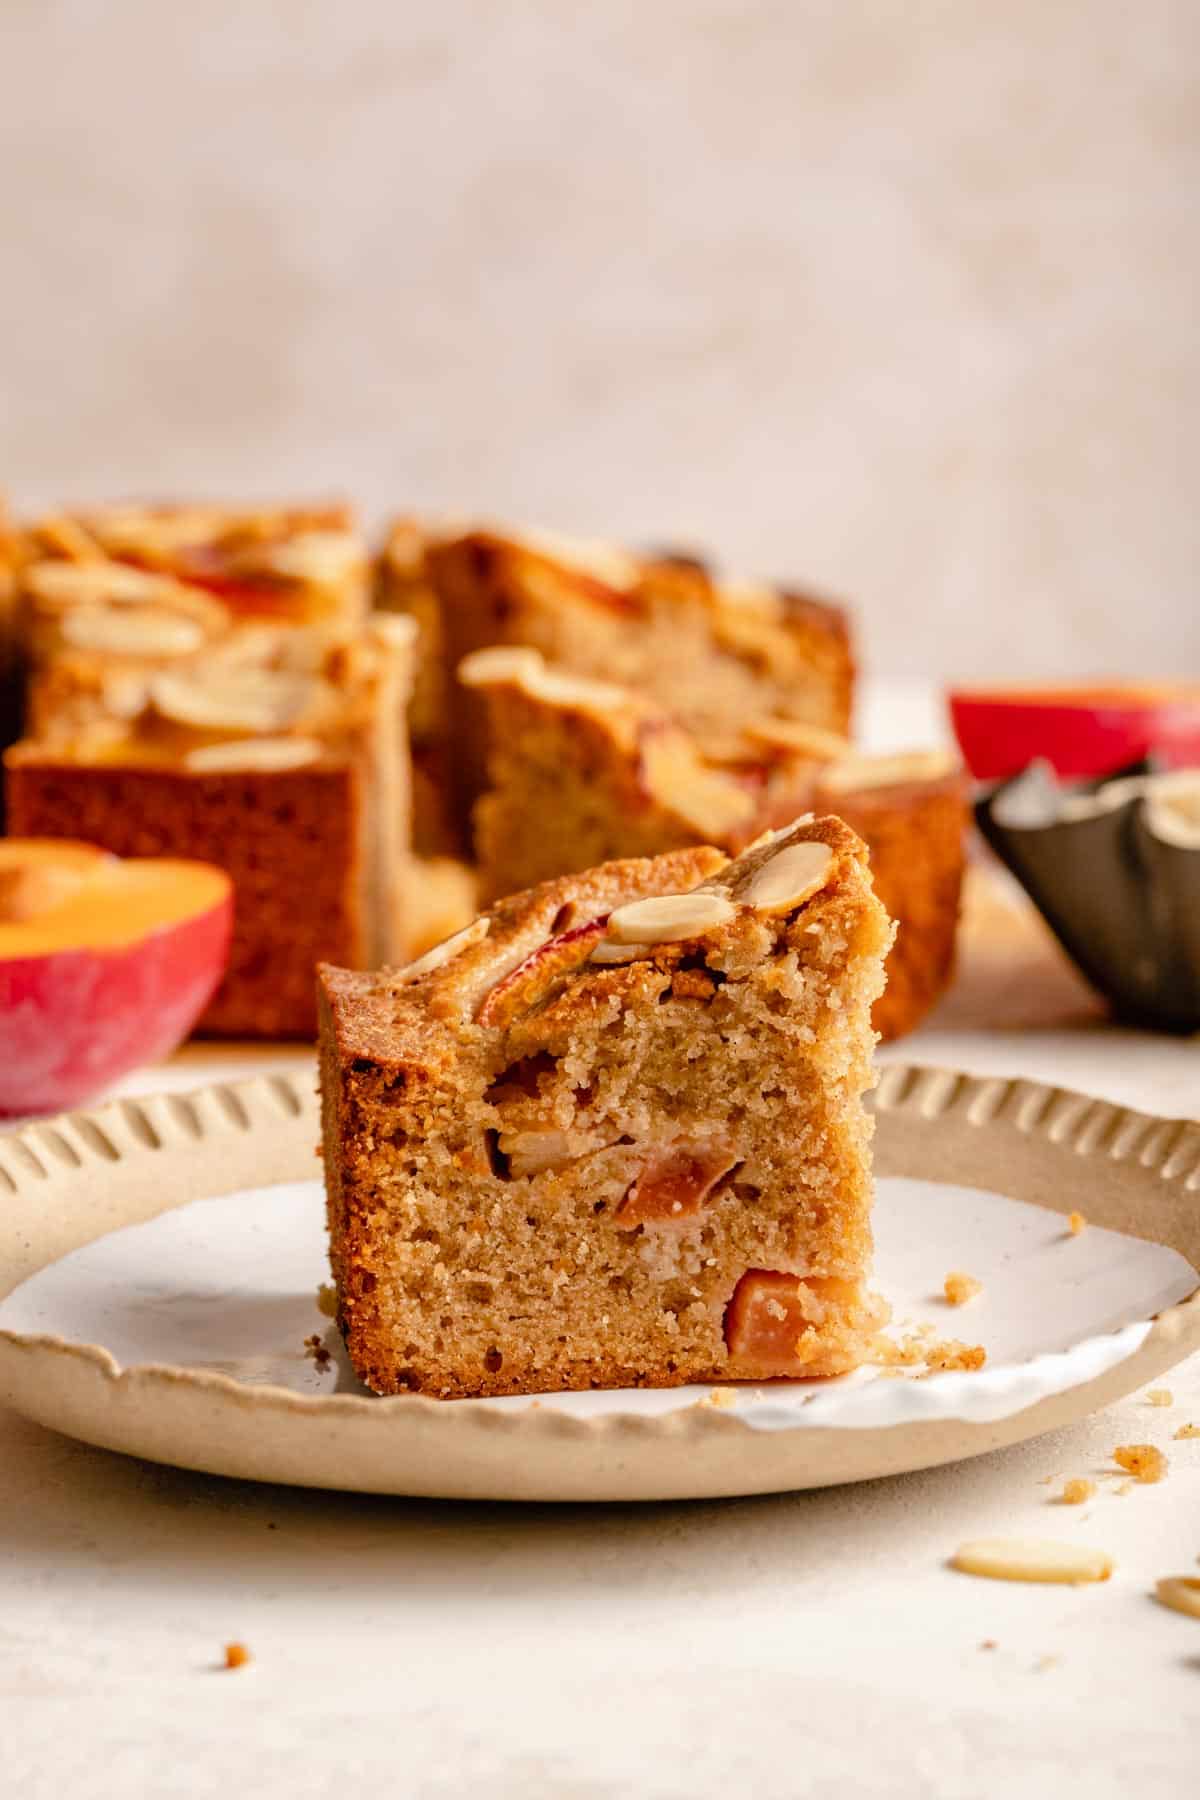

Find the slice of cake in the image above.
[
  {"left": 410, "top": 523, "right": 853, "bottom": 830},
  {"left": 6, "top": 619, "right": 414, "bottom": 1038},
  {"left": 318, "top": 816, "right": 892, "bottom": 1399},
  {"left": 459, "top": 647, "right": 966, "bottom": 1040}
]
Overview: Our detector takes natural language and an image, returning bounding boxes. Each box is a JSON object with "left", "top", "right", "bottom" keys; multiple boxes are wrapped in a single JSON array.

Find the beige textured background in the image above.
[{"left": 1, "top": 1, "right": 1196, "bottom": 682}]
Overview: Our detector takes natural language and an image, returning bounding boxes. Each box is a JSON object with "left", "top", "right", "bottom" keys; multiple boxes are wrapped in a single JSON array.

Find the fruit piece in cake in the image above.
[
  {"left": 318, "top": 816, "right": 892, "bottom": 1399},
  {"left": 0, "top": 839, "right": 231, "bottom": 1114},
  {"left": 948, "top": 683, "right": 1200, "bottom": 782},
  {"left": 460, "top": 647, "right": 966, "bottom": 1041}
]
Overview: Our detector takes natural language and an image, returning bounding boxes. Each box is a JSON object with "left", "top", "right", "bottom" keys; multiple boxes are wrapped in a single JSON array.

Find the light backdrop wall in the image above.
[{"left": 1, "top": 0, "right": 1196, "bottom": 683}]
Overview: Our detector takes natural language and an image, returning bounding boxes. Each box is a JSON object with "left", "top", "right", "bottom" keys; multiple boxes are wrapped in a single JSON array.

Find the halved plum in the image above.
[
  {"left": 948, "top": 683, "right": 1200, "bottom": 782},
  {"left": 0, "top": 839, "right": 232, "bottom": 1114}
]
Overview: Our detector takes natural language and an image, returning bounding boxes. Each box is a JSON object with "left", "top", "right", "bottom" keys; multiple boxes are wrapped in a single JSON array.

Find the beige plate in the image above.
[{"left": 0, "top": 1064, "right": 1197, "bottom": 1502}]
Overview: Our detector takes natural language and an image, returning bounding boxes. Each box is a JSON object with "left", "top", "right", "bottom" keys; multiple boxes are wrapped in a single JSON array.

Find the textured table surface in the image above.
[{"left": 3, "top": 697, "right": 1198, "bottom": 1798}]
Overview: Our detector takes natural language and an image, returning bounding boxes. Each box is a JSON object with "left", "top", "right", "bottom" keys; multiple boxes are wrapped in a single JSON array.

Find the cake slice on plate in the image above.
[{"left": 318, "top": 816, "right": 892, "bottom": 1399}]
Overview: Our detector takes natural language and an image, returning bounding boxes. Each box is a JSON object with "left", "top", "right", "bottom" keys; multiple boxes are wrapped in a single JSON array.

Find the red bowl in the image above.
[{"left": 948, "top": 684, "right": 1200, "bottom": 782}]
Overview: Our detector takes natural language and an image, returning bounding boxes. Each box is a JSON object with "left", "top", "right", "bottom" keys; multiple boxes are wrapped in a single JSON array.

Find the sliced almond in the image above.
[
  {"left": 498, "top": 1127, "right": 574, "bottom": 1179},
  {"left": 950, "top": 1538, "right": 1114, "bottom": 1585},
  {"left": 741, "top": 717, "right": 851, "bottom": 760},
  {"left": 252, "top": 530, "right": 364, "bottom": 584},
  {"left": 506, "top": 525, "right": 640, "bottom": 593},
  {"left": 59, "top": 604, "right": 209, "bottom": 658},
  {"left": 368, "top": 613, "right": 419, "bottom": 656},
  {"left": 606, "top": 890, "right": 736, "bottom": 946},
  {"left": 1155, "top": 1576, "right": 1200, "bottom": 1620},
  {"left": 458, "top": 646, "right": 545, "bottom": 688},
  {"left": 820, "top": 749, "right": 960, "bottom": 793},
  {"left": 715, "top": 577, "right": 784, "bottom": 619},
  {"left": 184, "top": 736, "right": 324, "bottom": 773},
  {"left": 590, "top": 940, "right": 652, "bottom": 965},
  {"left": 150, "top": 668, "right": 319, "bottom": 733},
  {"left": 393, "top": 917, "right": 490, "bottom": 984},
  {"left": 25, "top": 559, "right": 184, "bottom": 607},
  {"left": 526, "top": 664, "right": 633, "bottom": 713},
  {"left": 741, "top": 840, "right": 833, "bottom": 914}
]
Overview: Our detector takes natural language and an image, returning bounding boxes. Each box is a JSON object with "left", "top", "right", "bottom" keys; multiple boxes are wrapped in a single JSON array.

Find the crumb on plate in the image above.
[
  {"left": 1067, "top": 1211, "right": 1087, "bottom": 1235},
  {"left": 223, "top": 1643, "right": 252, "bottom": 1671},
  {"left": 943, "top": 1271, "right": 983, "bottom": 1307},
  {"left": 1174, "top": 1423, "right": 1200, "bottom": 1440},
  {"left": 316, "top": 1282, "right": 338, "bottom": 1318}
]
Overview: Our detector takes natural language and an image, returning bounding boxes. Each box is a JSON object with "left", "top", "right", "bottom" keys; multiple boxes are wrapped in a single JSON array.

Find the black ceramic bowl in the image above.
[{"left": 976, "top": 761, "right": 1200, "bottom": 1033}]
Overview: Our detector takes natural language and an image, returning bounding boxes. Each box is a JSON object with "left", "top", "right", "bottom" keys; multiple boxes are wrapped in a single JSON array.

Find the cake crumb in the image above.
[
  {"left": 223, "top": 1643, "right": 252, "bottom": 1671},
  {"left": 1034, "top": 1654, "right": 1061, "bottom": 1673},
  {"left": 1173, "top": 1422, "right": 1199, "bottom": 1440},
  {"left": 706, "top": 1387, "right": 738, "bottom": 1409},
  {"left": 1067, "top": 1211, "right": 1087, "bottom": 1235},
  {"left": 943, "top": 1271, "right": 983, "bottom": 1307},
  {"left": 303, "top": 1333, "right": 332, "bottom": 1369},
  {"left": 920, "top": 1339, "right": 987, "bottom": 1375},
  {"left": 316, "top": 1282, "right": 338, "bottom": 1318},
  {"left": 979, "top": 1639, "right": 997, "bottom": 1651},
  {"left": 1145, "top": 1388, "right": 1172, "bottom": 1407},
  {"left": 1059, "top": 1478, "right": 1095, "bottom": 1505},
  {"left": 1112, "top": 1443, "right": 1168, "bottom": 1484}
]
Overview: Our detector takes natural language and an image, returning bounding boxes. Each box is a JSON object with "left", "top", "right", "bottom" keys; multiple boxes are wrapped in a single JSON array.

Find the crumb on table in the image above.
[
  {"left": 1059, "top": 1478, "right": 1095, "bottom": 1505},
  {"left": 223, "top": 1643, "right": 252, "bottom": 1671},
  {"left": 943, "top": 1271, "right": 983, "bottom": 1308},
  {"left": 1067, "top": 1211, "right": 1087, "bottom": 1235},
  {"left": 1113, "top": 1443, "right": 1168, "bottom": 1484}
]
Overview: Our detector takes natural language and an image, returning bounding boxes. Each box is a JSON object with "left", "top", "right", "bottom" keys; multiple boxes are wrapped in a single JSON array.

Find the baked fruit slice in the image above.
[
  {"left": 319, "top": 816, "right": 892, "bottom": 1399},
  {"left": 460, "top": 647, "right": 966, "bottom": 1041}
]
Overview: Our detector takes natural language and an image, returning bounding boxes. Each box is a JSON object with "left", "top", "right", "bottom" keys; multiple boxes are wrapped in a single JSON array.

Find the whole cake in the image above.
[{"left": 318, "top": 816, "right": 892, "bottom": 1399}]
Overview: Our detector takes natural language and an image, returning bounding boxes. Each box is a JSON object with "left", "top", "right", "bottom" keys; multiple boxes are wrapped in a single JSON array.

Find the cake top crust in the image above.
[{"left": 319, "top": 813, "right": 872, "bottom": 1072}]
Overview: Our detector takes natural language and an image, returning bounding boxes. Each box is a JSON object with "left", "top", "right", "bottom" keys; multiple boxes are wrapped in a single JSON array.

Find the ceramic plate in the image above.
[{"left": 0, "top": 1065, "right": 1197, "bottom": 1501}]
